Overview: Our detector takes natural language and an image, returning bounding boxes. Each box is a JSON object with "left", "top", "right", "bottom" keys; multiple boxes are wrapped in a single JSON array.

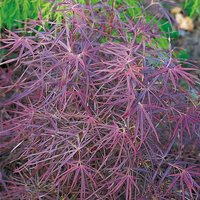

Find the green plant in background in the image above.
[
  {"left": 0, "top": 0, "right": 64, "bottom": 30},
  {"left": 184, "top": 0, "right": 200, "bottom": 18}
]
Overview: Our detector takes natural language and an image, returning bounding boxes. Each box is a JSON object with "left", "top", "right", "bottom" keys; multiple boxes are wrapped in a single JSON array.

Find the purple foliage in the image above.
[{"left": 0, "top": 1, "right": 199, "bottom": 199}]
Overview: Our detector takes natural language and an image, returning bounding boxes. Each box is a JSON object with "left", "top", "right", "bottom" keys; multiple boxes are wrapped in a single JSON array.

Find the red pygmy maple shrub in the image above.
[{"left": 0, "top": 1, "right": 199, "bottom": 199}]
